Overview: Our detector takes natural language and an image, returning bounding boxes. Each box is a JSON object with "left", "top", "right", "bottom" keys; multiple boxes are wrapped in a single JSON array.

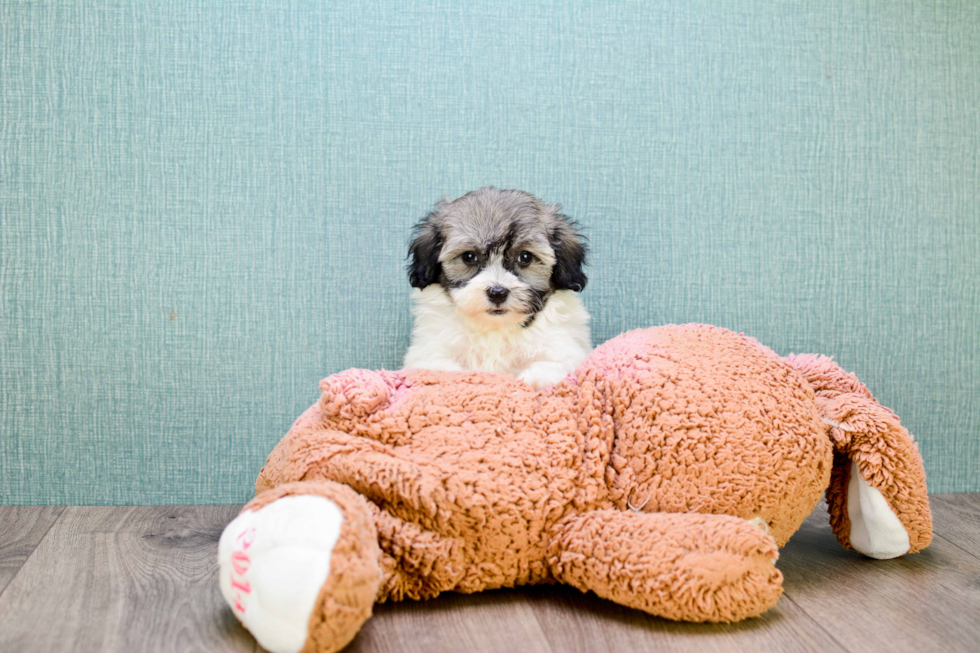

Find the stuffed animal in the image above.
[{"left": 218, "top": 324, "right": 932, "bottom": 653}]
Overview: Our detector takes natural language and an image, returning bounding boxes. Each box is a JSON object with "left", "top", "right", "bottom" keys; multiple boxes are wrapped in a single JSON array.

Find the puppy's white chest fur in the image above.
[{"left": 404, "top": 286, "right": 592, "bottom": 388}]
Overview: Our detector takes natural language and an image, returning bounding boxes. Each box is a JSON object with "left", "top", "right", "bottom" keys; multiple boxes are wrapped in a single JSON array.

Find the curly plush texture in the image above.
[
  {"left": 228, "top": 324, "right": 932, "bottom": 653},
  {"left": 548, "top": 510, "right": 784, "bottom": 622}
]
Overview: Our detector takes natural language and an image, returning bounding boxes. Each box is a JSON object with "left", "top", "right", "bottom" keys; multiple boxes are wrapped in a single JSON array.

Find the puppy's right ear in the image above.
[{"left": 407, "top": 213, "right": 444, "bottom": 289}]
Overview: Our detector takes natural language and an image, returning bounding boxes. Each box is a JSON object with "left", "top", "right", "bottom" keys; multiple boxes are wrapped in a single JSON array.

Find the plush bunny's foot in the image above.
[
  {"left": 219, "top": 482, "right": 382, "bottom": 653},
  {"left": 219, "top": 495, "right": 343, "bottom": 653}
]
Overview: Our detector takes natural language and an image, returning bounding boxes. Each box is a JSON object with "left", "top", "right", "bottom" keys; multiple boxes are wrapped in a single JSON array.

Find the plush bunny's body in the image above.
[{"left": 218, "top": 324, "right": 932, "bottom": 653}]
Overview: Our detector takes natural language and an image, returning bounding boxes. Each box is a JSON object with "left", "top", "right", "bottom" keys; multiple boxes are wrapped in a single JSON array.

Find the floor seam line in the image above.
[
  {"left": 780, "top": 591, "right": 852, "bottom": 653},
  {"left": 522, "top": 595, "right": 560, "bottom": 653},
  {"left": 0, "top": 506, "right": 67, "bottom": 602},
  {"left": 932, "top": 532, "right": 980, "bottom": 562}
]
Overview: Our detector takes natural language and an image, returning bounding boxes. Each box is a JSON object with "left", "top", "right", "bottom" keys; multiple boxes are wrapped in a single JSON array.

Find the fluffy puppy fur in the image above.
[{"left": 403, "top": 187, "right": 592, "bottom": 389}]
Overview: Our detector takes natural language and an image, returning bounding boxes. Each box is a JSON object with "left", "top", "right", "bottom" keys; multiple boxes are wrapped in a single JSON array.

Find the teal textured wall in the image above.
[{"left": 2, "top": 1, "right": 977, "bottom": 504}]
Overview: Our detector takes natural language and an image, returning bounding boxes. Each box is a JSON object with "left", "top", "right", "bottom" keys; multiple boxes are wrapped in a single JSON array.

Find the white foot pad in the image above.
[
  {"left": 846, "top": 464, "right": 911, "bottom": 559},
  {"left": 218, "top": 495, "right": 343, "bottom": 653}
]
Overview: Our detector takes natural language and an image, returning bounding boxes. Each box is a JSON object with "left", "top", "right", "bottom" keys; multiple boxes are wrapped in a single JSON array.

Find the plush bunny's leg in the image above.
[
  {"left": 548, "top": 510, "right": 782, "bottom": 623},
  {"left": 272, "top": 429, "right": 463, "bottom": 532},
  {"left": 366, "top": 503, "right": 468, "bottom": 602},
  {"left": 218, "top": 482, "right": 382, "bottom": 653}
]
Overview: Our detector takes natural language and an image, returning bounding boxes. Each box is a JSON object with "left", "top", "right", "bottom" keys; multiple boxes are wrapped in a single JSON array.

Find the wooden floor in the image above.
[{"left": 0, "top": 495, "right": 977, "bottom": 653}]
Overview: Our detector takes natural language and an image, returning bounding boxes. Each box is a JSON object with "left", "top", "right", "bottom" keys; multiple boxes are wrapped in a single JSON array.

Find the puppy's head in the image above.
[{"left": 408, "top": 187, "right": 586, "bottom": 328}]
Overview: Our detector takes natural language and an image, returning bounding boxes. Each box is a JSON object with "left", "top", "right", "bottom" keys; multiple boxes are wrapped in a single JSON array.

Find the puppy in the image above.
[{"left": 403, "top": 187, "right": 592, "bottom": 389}]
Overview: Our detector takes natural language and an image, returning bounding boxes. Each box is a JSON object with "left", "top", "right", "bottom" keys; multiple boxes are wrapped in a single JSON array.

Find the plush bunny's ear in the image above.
[
  {"left": 548, "top": 213, "right": 588, "bottom": 292},
  {"left": 407, "top": 213, "right": 444, "bottom": 289},
  {"left": 784, "top": 354, "right": 933, "bottom": 558}
]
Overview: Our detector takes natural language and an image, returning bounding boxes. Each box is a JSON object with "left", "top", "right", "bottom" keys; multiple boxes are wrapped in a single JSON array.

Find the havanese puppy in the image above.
[{"left": 403, "top": 187, "right": 592, "bottom": 389}]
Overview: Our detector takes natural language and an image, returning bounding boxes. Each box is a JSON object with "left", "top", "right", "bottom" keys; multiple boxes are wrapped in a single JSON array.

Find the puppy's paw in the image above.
[
  {"left": 218, "top": 495, "right": 343, "bottom": 653},
  {"left": 518, "top": 362, "right": 570, "bottom": 390}
]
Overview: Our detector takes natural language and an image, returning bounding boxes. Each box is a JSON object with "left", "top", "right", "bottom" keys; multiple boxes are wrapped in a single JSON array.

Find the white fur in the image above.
[{"left": 404, "top": 286, "right": 592, "bottom": 389}]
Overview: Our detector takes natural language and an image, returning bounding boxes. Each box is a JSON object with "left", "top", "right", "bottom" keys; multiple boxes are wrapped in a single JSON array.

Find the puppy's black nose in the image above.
[{"left": 486, "top": 286, "right": 509, "bottom": 305}]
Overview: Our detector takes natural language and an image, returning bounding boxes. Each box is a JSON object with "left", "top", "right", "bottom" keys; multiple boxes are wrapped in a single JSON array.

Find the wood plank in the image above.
[
  {"left": 349, "top": 590, "right": 555, "bottom": 653},
  {"left": 0, "top": 506, "right": 64, "bottom": 594},
  {"left": 527, "top": 581, "right": 844, "bottom": 653},
  {"left": 777, "top": 501, "right": 980, "bottom": 653},
  {"left": 0, "top": 506, "right": 257, "bottom": 653},
  {"left": 928, "top": 493, "right": 980, "bottom": 558},
  {"left": 0, "top": 497, "right": 976, "bottom": 653}
]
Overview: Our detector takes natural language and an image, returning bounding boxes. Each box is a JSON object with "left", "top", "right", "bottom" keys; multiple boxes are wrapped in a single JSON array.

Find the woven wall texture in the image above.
[{"left": 2, "top": 1, "right": 978, "bottom": 503}]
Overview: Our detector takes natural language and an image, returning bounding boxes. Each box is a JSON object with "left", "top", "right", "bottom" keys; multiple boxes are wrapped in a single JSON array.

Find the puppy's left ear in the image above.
[
  {"left": 549, "top": 214, "right": 588, "bottom": 292},
  {"left": 407, "top": 213, "right": 444, "bottom": 289}
]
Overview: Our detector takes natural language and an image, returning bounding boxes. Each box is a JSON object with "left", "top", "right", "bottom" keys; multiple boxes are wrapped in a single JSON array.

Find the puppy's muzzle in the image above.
[{"left": 486, "top": 286, "right": 510, "bottom": 305}]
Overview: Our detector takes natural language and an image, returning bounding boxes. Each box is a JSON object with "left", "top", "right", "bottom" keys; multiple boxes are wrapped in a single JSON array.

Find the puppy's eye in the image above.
[
  {"left": 461, "top": 251, "right": 477, "bottom": 265},
  {"left": 518, "top": 251, "right": 534, "bottom": 266}
]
